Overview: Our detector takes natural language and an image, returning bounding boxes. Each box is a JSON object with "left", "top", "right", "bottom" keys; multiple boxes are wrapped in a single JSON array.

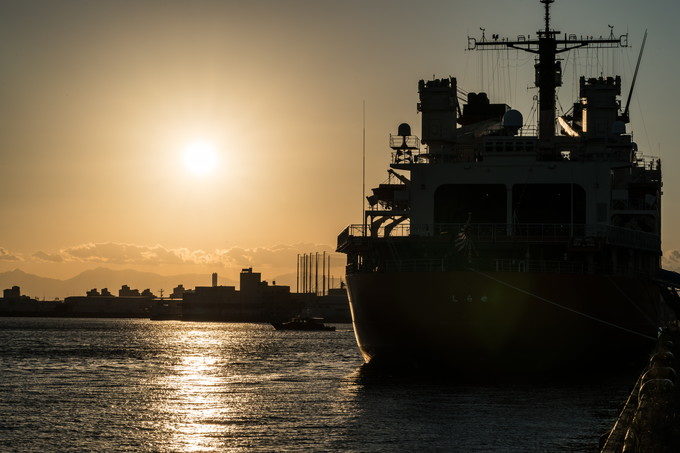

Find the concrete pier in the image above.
[{"left": 601, "top": 322, "right": 680, "bottom": 452}]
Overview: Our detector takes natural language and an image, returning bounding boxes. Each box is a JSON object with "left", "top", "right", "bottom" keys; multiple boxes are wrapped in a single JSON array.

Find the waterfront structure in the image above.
[
  {"left": 337, "top": 0, "right": 672, "bottom": 372},
  {"left": 182, "top": 268, "right": 301, "bottom": 321},
  {"left": 0, "top": 286, "right": 62, "bottom": 316},
  {"left": 119, "top": 285, "right": 140, "bottom": 297},
  {"left": 2, "top": 286, "right": 21, "bottom": 300},
  {"left": 170, "top": 284, "right": 187, "bottom": 299},
  {"left": 64, "top": 285, "right": 154, "bottom": 317},
  {"left": 0, "top": 270, "right": 350, "bottom": 322}
]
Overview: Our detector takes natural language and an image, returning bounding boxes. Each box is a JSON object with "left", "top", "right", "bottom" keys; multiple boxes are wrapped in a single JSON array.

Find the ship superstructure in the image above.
[{"left": 337, "top": 1, "right": 670, "bottom": 372}]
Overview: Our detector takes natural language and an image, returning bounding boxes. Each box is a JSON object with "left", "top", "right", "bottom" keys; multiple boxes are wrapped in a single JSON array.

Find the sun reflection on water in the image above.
[
  {"left": 156, "top": 328, "right": 239, "bottom": 452},
  {"left": 145, "top": 323, "right": 361, "bottom": 452}
]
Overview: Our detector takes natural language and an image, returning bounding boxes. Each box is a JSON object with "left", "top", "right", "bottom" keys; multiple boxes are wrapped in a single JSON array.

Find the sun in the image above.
[{"left": 183, "top": 141, "right": 218, "bottom": 175}]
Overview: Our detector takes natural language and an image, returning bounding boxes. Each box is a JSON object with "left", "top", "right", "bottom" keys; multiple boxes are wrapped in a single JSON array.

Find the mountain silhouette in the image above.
[{"left": 0, "top": 267, "right": 236, "bottom": 300}]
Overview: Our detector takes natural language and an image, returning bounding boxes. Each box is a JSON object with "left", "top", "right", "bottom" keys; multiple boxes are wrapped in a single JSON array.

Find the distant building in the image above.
[
  {"left": 65, "top": 284, "right": 155, "bottom": 318},
  {"left": 2, "top": 286, "right": 21, "bottom": 300},
  {"left": 170, "top": 284, "right": 187, "bottom": 299},
  {"left": 182, "top": 269, "right": 300, "bottom": 322},
  {"left": 211, "top": 272, "right": 218, "bottom": 287},
  {"left": 119, "top": 285, "right": 141, "bottom": 297},
  {"left": 0, "top": 286, "right": 57, "bottom": 316},
  {"left": 240, "top": 268, "right": 260, "bottom": 293}
]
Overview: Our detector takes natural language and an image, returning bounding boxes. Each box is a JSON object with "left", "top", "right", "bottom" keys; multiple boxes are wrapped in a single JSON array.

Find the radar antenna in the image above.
[
  {"left": 541, "top": 0, "right": 554, "bottom": 34},
  {"left": 468, "top": 0, "right": 628, "bottom": 143}
]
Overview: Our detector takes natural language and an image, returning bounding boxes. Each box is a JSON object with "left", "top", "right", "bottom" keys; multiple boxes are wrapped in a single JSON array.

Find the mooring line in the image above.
[
  {"left": 607, "top": 276, "right": 656, "bottom": 327},
  {"left": 469, "top": 268, "right": 656, "bottom": 341}
]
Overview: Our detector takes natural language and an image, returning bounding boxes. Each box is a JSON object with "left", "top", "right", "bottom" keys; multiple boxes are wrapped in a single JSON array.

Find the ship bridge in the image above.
[{"left": 338, "top": 0, "right": 661, "bottom": 280}]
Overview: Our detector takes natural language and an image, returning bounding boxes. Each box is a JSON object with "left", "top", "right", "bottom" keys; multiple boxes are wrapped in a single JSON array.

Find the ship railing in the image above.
[
  {"left": 517, "top": 125, "right": 538, "bottom": 137},
  {"left": 337, "top": 223, "right": 413, "bottom": 251},
  {"left": 390, "top": 136, "right": 427, "bottom": 165},
  {"left": 379, "top": 259, "right": 651, "bottom": 276},
  {"left": 494, "top": 259, "right": 584, "bottom": 274},
  {"left": 611, "top": 199, "right": 659, "bottom": 211},
  {"left": 493, "top": 260, "right": 653, "bottom": 276},
  {"left": 381, "top": 259, "right": 585, "bottom": 274},
  {"left": 496, "top": 260, "right": 657, "bottom": 276},
  {"left": 389, "top": 135, "right": 420, "bottom": 150},
  {"left": 434, "top": 223, "right": 659, "bottom": 250},
  {"left": 391, "top": 149, "right": 428, "bottom": 165},
  {"left": 341, "top": 223, "right": 412, "bottom": 238},
  {"left": 434, "top": 223, "right": 589, "bottom": 242},
  {"left": 633, "top": 155, "right": 660, "bottom": 171},
  {"left": 384, "top": 258, "right": 445, "bottom": 273},
  {"left": 339, "top": 222, "right": 660, "bottom": 251},
  {"left": 605, "top": 225, "right": 660, "bottom": 251}
]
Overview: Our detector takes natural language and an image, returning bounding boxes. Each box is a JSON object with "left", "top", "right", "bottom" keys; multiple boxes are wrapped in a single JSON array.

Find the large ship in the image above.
[{"left": 337, "top": 0, "right": 676, "bottom": 373}]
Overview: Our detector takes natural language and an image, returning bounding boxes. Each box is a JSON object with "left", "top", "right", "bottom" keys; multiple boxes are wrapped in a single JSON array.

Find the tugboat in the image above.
[
  {"left": 272, "top": 316, "right": 336, "bottom": 331},
  {"left": 337, "top": 0, "right": 673, "bottom": 373}
]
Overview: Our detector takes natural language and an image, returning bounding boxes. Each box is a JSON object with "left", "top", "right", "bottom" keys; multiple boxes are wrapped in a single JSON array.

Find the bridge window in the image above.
[
  {"left": 434, "top": 184, "right": 506, "bottom": 223},
  {"left": 512, "top": 184, "right": 585, "bottom": 224}
]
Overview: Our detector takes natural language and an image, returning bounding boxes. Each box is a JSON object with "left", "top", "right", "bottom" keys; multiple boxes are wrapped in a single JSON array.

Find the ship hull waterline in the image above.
[{"left": 346, "top": 270, "right": 668, "bottom": 375}]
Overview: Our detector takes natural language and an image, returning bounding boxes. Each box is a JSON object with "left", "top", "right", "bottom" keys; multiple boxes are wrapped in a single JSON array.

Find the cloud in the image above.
[
  {"left": 32, "top": 251, "right": 64, "bottom": 263},
  {"left": 27, "top": 241, "right": 341, "bottom": 269},
  {"left": 60, "top": 242, "right": 196, "bottom": 265},
  {"left": 0, "top": 248, "right": 20, "bottom": 261},
  {"left": 663, "top": 249, "right": 680, "bottom": 271},
  {"left": 214, "top": 243, "right": 339, "bottom": 269}
]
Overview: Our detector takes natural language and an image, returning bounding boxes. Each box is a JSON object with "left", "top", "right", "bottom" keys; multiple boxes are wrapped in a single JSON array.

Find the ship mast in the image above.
[{"left": 467, "top": 0, "right": 628, "bottom": 142}]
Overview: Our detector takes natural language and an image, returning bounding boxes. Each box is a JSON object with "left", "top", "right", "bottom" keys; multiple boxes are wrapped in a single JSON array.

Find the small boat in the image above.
[{"left": 271, "top": 316, "right": 336, "bottom": 331}]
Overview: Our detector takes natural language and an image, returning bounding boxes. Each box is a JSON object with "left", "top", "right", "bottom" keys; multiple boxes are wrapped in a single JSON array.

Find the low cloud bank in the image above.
[
  {"left": 0, "top": 248, "right": 20, "bottom": 261},
  {"left": 662, "top": 250, "right": 680, "bottom": 271},
  {"left": 28, "top": 241, "right": 340, "bottom": 269}
]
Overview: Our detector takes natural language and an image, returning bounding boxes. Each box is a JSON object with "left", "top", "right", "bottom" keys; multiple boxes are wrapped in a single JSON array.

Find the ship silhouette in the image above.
[{"left": 337, "top": 0, "right": 674, "bottom": 374}]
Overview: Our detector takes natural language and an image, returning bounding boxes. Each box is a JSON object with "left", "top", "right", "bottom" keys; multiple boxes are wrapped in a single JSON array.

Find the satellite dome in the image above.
[
  {"left": 397, "top": 123, "right": 412, "bottom": 137},
  {"left": 502, "top": 110, "right": 523, "bottom": 129}
]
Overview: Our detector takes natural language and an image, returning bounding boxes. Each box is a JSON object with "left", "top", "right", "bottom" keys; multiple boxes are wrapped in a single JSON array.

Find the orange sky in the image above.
[{"left": 2, "top": 0, "right": 680, "bottom": 283}]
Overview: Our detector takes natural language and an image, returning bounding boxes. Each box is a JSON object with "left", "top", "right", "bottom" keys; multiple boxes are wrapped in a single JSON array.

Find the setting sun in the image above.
[{"left": 183, "top": 141, "right": 218, "bottom": 175}]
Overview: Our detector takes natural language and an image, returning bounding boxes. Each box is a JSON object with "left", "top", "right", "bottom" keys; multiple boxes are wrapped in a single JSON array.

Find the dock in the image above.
[{"left": 601, "top": 322, "right": 680, "bottom": 452}]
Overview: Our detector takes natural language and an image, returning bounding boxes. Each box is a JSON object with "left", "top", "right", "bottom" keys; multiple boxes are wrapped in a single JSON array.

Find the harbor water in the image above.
[{"left": 0, "top": 318, "right": 634, "bottom": 452}]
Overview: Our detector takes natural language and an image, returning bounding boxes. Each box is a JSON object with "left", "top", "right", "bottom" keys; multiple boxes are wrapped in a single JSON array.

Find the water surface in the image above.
[{"left": 0, "top": 318, "right": 633, "bottom": 451}]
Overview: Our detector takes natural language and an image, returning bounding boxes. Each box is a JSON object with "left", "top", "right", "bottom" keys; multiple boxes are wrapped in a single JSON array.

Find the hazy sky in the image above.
[{"left": 1, "top": 0, "right": 680, "bottom": 282}]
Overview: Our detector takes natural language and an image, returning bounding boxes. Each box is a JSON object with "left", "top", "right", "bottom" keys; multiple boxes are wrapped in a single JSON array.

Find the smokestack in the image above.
[
  {"left": 211, "top": 272, "right": 218, "bottom": 287},
  {"left": 315, "top": 252, "right": 319, "bottom": 296},
  {"left": 322, "top": 251, "right": 326, "bottom": 296},
  {"left": 303, "top": 254, "right": 307, "bottom": 293}
]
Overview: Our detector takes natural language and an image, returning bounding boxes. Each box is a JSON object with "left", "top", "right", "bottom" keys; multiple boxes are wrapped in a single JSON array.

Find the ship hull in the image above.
[{"left": 346, "top": 270, "right": 669, "bottom": 375}]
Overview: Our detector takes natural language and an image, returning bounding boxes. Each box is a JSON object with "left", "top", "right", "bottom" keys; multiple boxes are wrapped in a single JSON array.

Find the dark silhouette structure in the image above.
[{"left": 337, "top": 0, "right": 669, "bottom": 372}]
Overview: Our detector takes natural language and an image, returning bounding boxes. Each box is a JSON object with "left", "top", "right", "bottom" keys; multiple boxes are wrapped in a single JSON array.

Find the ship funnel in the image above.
[{"left": 502, "top": 109, "right": 523, "bottom": 135}]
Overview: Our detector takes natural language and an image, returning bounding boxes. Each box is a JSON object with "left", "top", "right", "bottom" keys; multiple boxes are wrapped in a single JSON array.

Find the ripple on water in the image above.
[{"left": 0, "top": 318, "right": 632, "bottom": 452}]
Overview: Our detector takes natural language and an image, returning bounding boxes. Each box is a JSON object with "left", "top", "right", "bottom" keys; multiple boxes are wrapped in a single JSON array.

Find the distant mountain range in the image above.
[{"left": 0, "top": 267, "right": 236, "bottom": 300}]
